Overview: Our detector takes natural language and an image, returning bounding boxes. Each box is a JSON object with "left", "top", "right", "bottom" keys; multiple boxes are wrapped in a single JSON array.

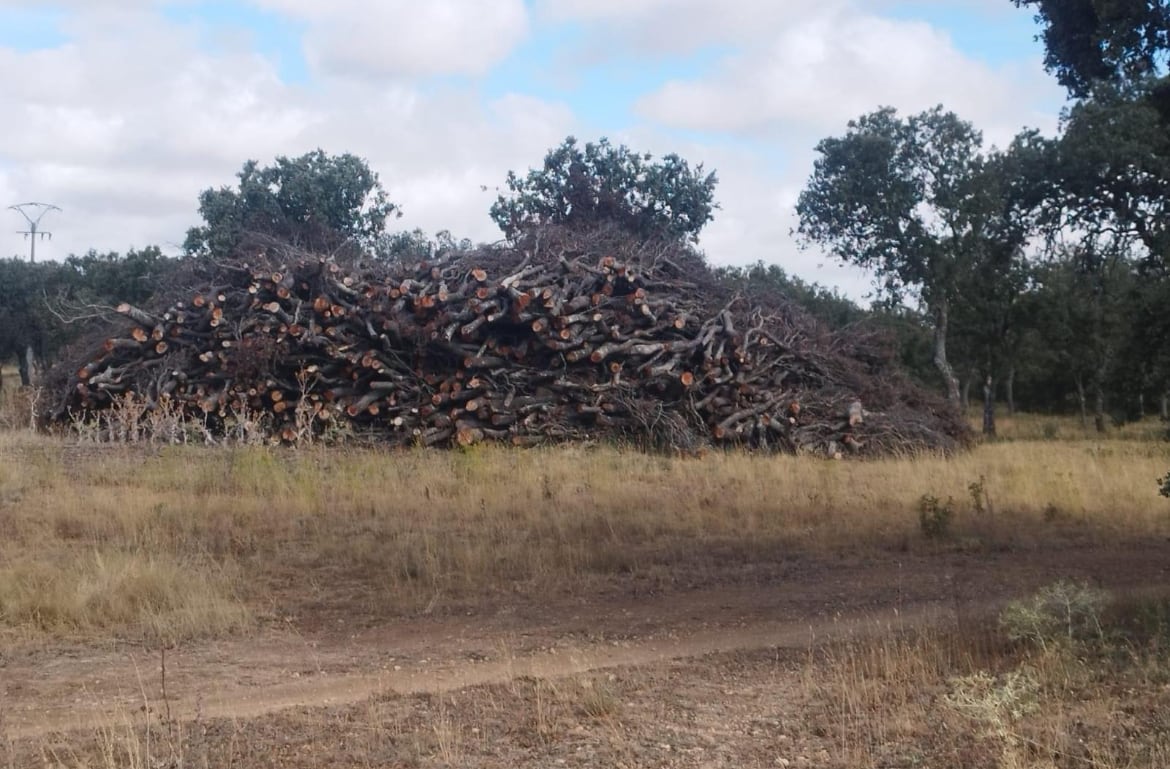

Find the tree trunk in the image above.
[
  {"left": 1138, "top": 392, "right": 1145, "bottom": 419},
  {"left": 932, "top": 299, "right": 960, "bottom": 405},
  {"left": 18, "top": 345, "right": 33, "bottom": 387},
  {"left": 982, "top": 374, "right": 996, "bottom": 437},
  {"left": 1005, "top": 366, "right": 1016, "bottom": 416},
  {"left": 1161, "top": 390, "right": 1169, "bottom": 422},
  {"left": 960, "top": 376, "right": 970, "bottom": 411},
  {"left": 1075, "top": 375, "right": 1088, "bottom": 428},
  {"left": 1093, "top": 381, "right": 1106, "bottom": 434}
]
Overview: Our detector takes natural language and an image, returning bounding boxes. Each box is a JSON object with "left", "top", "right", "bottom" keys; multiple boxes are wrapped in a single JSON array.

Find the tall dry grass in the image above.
[
  {"left": 1, "top": 421, "right": 1168, "bottom": 644},
  {"left": 970, "top": 409, "right": 1170, "bottom": 442},
  {"left": 798, "top": 585, "right": 1170, "bottom": 768}
]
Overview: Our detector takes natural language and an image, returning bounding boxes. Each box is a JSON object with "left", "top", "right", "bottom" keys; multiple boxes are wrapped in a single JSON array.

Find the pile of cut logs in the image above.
[{"left": 48, "top": 229, "right": 967, "bottom": 455}]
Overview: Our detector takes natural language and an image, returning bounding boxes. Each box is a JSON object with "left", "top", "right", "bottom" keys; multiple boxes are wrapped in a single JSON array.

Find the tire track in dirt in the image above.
[
  {"left": 5, "top": 603, "right": 953, "bottom": 741},
  {"left": 5, "top": 543, "right": 1168, "bottom": 741}
]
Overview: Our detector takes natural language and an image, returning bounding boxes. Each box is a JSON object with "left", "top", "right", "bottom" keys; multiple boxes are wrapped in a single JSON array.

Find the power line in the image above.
[{"left": 8, "top": 202, "right": 61, "bottom": 263}]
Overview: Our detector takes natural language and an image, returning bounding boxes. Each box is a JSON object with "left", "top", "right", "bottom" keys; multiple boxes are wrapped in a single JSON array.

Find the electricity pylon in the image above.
[{"left": 8, "top": 202, "right": 61, "bottom": 262}]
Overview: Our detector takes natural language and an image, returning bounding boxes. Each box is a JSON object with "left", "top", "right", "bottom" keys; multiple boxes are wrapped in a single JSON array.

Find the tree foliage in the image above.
[
  {"left": 375, "top": 228, "right": 473, "bottom": 264},
  {"left": 490, "top": 137, "right": 718, "bottom": 242},
  {"left": 0, "top": 248, "right": 177, "bottom": 386},
  {"left": 795, "top": 106, "right": 1035, "bottom": 407},
  {"left": 184, "top": 150, "right": 398, "bottom": 258},
  {"left": 1043, "top": 81, "right": 1170, "bottom": 263},
  {"left": 65, "top": 246, "right": 173, "bottom": 305},
  {"left": 795, "top": 107, "right": 985, "bottom": 304},
  {"left": 0, "top": 259, "right": 71, "bottom": 378},
  {"left": 1013, "top": 0, "right": 1170, "bottom": 97}
]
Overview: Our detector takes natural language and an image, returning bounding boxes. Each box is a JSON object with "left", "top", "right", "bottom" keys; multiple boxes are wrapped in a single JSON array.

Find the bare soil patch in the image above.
[{"left": 4, "top": 541, "right": 1168, "bottom": 767}]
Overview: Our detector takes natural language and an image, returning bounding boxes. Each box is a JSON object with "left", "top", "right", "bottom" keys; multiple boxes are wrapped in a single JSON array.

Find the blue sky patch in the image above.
[
  {"left": 888, "top": 2, "right": 1045, "bottom": 65},
  {"left": 0, "top": 7, "right": 68, "bottom": 51}
]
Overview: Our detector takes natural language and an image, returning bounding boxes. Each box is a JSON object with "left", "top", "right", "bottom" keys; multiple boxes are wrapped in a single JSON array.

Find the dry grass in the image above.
[
  {"left": 1, "top": 423, "right": 1168, "bottom": 645},
  {"left": 22, "top": 589, "right": 1169, "bottom": 769},
  {"left": 798, "top": 587, "right": 1170, "bottom": 768},
  {"left": 971, "top": 409, "right": 1169, "bottom": 442},
  {"left": 0, "top": 380, "right": 40, "bottom": 433}
]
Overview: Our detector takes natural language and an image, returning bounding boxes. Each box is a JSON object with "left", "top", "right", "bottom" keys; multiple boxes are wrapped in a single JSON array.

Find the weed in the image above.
[
  {"left": 917, "top": 494, "right": 954, "bottom": 539},
  {"left": 999, "top": 581, "right": 1108, "bottom": 652},
  {"left": 575, "top": 677, "right": 621, "bottom": 721},
  {"left": 967, "top": 475, "right": 992, "bottom": 516},
  {"left": 945, "top": 669, "right": 1041, "bottom": 766},
  {"left": 945, "top": 668, "right": 1040, "bottom": 726},
  {"left": 431, "top": 696, "right": 463, "bottom": 764},
  {"left": 0, "top": 386, "right": 41, "bottom": 432}
]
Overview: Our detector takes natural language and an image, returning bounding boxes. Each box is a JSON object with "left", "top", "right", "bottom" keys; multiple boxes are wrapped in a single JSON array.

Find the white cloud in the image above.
[
  {"left": 633, "top": 8, "right": 1063, "bottom": 147},
  {"left": 0, "top": 5, "right": 570, "bottom": 262},
  {"left": 538, "top": 0, "right": 859, "bottom": 62},
  {"left": 251, "top": 0, "right": 529, "bottom": 79}
]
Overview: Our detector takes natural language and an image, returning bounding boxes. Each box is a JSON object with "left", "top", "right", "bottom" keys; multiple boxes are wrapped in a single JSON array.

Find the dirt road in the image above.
[{"left": 4, "top": 542, "right": 1167, "bottom": 745}]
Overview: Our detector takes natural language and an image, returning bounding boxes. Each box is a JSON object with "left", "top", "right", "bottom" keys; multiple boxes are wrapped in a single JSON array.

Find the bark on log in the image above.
[{"left": 46, "top": 227, "right": 968, "bottom": 456}]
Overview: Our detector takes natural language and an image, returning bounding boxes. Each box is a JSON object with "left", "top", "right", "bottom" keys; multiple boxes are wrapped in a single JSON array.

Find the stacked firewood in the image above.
[{"left": 48, "top": 229, "right": 967, "bottom": 455}]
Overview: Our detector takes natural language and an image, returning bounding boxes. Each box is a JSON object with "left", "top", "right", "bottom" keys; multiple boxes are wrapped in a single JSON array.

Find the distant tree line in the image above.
[{"left": 0, "top": 247, "right": 171, "bottom": 387}]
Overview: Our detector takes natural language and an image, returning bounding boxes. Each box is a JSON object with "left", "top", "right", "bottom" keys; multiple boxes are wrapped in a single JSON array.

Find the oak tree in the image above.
[
  {"left": 184, "top": 150, "right": 398, "bottom": 258},
  {"left": 491, "top": 137, "right": 718, "bottom": 242}
]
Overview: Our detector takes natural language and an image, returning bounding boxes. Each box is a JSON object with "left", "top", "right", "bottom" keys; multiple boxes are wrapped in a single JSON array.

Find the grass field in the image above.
[
  {"left": 1, "top": 430, "right": 1168, "bottom": 645},
  {"left": 967, "top": 407, "right": 1170, "bottom": 442},
  {"left": 2, "top": 375, "right": 1170, "bottom": 767}
]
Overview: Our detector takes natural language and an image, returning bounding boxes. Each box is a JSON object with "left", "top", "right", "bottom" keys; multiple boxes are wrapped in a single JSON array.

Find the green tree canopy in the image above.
[
  {"left": 796, "top": 106, "right": 1036, "bottom": 406},
  {"left": 490, "top": 137, "right": 718, "bottom": 242},
  {"left": 64, "top": 246, "right": 174, "bottom": 305},
  {"left": 1042, "top": 81, "right": 1170, "bottom": 264},
  {"left": 375, "top": 228, "right": 473, "bottom": 264},
  {"left": 0, "top": 247, "right": 178, "bottom": 387},
  {"left": 184, "top": 150, "right": 398, "bottom": 258},
  {"left": 1013, "top": 0, "right": 1169, "bottom": 97},
  {"left": 0, "top": 259, "right": 75, "bottom": 385}
]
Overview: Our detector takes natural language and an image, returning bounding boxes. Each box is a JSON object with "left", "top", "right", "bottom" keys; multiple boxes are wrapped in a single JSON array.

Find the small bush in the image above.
[
  {"left": 967, "top": 475, "right": 992, "bottom": 516},
  {"left": 999, "top": 581, "right": 1109, "bottom": 652},
  {"left": 945, "top": 669, "right": 1040, "bottom": 725},
  {"left": 1159, "top": 472, "right": 1170, "bottom": 498},
  {"left": 918, "top": 494, "right": 954, "bottom": 539},
  {"left": 575, "top": 677, "right": 621, "bottom": 720}
]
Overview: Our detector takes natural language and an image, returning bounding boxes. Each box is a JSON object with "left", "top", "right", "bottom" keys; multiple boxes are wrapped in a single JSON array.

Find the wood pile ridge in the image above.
[{"left": 46, "top": 226, "right": 969, "bottom": 456}]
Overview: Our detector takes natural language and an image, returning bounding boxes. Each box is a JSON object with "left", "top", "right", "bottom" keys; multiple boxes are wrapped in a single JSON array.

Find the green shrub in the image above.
[
  {"left": 999, "top": 581, "right": 1108, "bottom": 652},
  {"left": 918, "top": 494, "right": 954, "bottom": 539},
  {"left": 968, "top": 475, "right": 992, "bottom": 516}
]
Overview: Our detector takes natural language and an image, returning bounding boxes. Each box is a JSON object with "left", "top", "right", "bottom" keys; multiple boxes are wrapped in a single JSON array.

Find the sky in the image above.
[{"left": 0, "top": 0, "right": 1067, "bottom": 299}]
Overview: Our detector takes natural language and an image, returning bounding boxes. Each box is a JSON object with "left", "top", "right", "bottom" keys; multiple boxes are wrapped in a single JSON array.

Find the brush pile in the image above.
[{"left": 46, "top": 227, "right": 967, "bottom": 455}]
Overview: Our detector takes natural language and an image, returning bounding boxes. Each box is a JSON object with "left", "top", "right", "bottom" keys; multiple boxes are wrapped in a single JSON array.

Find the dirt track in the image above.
[{"left": 4, "top": 542, "right": 1168, "bottom": 743}]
